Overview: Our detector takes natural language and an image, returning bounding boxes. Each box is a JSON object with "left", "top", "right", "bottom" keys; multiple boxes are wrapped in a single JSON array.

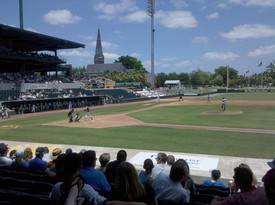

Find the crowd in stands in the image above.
[
  {"left": 0, "top": 72, "right": 74, "bottom": 84},
  {"left": 0, "top": 142, "right": 274, "bottom": 205}
]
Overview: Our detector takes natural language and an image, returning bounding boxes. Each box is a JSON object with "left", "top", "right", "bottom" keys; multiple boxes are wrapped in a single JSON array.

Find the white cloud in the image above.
[
  {"left": 93, "top": 0, "right": 138, "bottom": 15},
  {"left": 156, "top": 11, "right": 197, "bottom": 29},
  {"left": 229, "top": 0, "right": 275, "bottom": 8},
  {"left": 206, "top": 12, "right": 219, "bottom": 19},
  {"left": 121, "top": 10, "right": 148, "bottom": 23},
  {"left": 130, "top": 52, "right": 141, "bottom": 58},
  {"left": 160, "top": 57, "right": 177, "bottom": 61},
  {"left": 58, "top": 50, "right": 90, "bottom": 57},
  {"left": 169, "top": 0, "right": 189, "bottom": 9},
  {"left": 248, "top": 44, "right": 275, "bottom": 57},
  {"left": 203, "top": 52, "right": 239, "bottom": 61},
  {"left": 44, "top": 10, "right": 81, "bottom": 25},
  {"left": 192, "top": 36, "right": 209, "bottom": 44},
  {"left": 104, "top": 52, "right": 120, "bottom": 60},
  {"left": 174, "top": 60, "right": 192, "bottom": 67},
  {"left": 220, "top": 24, "right": 275, "bottom": 41}
]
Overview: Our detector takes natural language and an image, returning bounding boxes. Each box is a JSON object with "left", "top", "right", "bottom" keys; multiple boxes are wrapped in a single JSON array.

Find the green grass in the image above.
[
  {"left": 128, "top": 105, "right": 275, "bottom": 130},
  {"left": 1, "top": 93, "right": 275, "bottom": 159}
]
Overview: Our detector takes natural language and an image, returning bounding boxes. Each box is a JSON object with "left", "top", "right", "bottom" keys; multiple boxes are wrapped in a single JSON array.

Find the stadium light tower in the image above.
[
  {"left": 147, "top": 0, "right": 156, "bottom": 89},
  {"left": 19, "top": 0, "right": 24, "bottom": 29}
]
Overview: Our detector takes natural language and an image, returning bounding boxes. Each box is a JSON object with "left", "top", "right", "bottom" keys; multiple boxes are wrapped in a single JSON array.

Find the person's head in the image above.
[
  {"left": 143, "top": 158, "right": 154, "bottom": 174},
  {"left": 65, "top": 148, "right": 73, "bottom": 155},
  {"left": 55, "top": 153, "right": 66, "bottom": 181},
  {"left": 50, "top": 148, "right": 63, "bottom": 161},
  {"left": 43, "top": 146, "right": 49, "bottom": 154},
  {"left": 15, "top": 150, "right": 24, "bottom": 158},
  {"left": 116, "top": 150, "right": 127, "bottom": 162},
  {"left": 64, "top": 153, "right": 82, "bottom": 179},
  {"left": 211, "top": 169, "right": 221, "bottom": 181},
  {"left": 0, "top": 143, "right": 9, "bottom": 156},
  {"left": 99, "top": 153, "right": 110, "bottom": 167},
  {"left": 262, "top": 168, "right": 275, "bottom": 205},
  {"left": 23, "top": 147, "right": 33, "bottom": 162},
  {"left": 156, "top": 152, "right": 167, "bottom": 164},
  {"left": 167, "top": 155, "right": 175, "bottom": 166},
  {"left": 170, "top": 159, "right": 188, "bottom": 182},
  {"left": 35, "top": 147, "right": 45, "bottom": 158},
  {"left": 238, "top": 163, "right": 257, "bottom": 186},
  {"left": 82, "top": 150, "right": 97, "bottom": 167},
  {"left": 115, "top": 161, "right": 145, "bottom": 201},
  {"left": 9, "top": 149, "right": 17, "bottom": 158},
  {"left": 233, "top": 166, "right": 253, "bottom": 191}
]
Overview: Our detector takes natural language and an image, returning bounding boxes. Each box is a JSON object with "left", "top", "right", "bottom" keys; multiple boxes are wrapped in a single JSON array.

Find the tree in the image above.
[
  {"left": 214, "top": 66, "right": 238, "bottom": 85},
  {"left": 115, "top": 55, "right": 146, "bottom": 72},
  {"left": 190, "top": 69, "right": 211, "bottom": 86},
  {"left": 72, "top": 66, "right": 86, "bottom": 76},
  {"left": 213, "top": 74, "right": 223, "bottom": 86},
  {"left": 266, "top": 59, "right": 275, "bottom": 79},
  {"left": 156, "top": 72, "right": 167, "bottom": 87}
]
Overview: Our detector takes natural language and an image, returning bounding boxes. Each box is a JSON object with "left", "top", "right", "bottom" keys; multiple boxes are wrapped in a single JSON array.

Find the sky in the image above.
[{"left": 0, "top": 0, "right": 275, "bottom": 75}]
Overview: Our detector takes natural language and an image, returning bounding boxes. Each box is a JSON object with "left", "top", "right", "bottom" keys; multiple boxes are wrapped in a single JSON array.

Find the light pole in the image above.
[{"left": 147, "top": 0, "right": 156, "bottom": 89}]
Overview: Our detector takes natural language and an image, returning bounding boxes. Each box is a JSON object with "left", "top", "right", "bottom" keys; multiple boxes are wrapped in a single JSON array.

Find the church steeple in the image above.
[{"left": 94, "top": 28, "right": 104, "bottom": 64}]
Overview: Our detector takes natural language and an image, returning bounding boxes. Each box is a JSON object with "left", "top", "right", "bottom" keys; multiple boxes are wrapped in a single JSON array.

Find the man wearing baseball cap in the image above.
[
  {"left": 28, "top": 147, "right": 47, "bottom": 172},
  {"left": 0, "top": 143, "right": 12, "bottom": 167}
]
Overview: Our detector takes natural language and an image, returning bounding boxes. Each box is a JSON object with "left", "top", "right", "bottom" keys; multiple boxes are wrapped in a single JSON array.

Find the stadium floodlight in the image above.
[{"left": 147, "top": 0, "right": 156, "bottom": 89}]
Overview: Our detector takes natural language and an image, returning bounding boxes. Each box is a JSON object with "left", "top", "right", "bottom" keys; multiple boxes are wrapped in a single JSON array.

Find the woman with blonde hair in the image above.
[
  {"left": 23, "top": 147, "right": 33, "bottom": 163},
  {"left": 109, "top": 161, "right": 157, "bottom": 205}
]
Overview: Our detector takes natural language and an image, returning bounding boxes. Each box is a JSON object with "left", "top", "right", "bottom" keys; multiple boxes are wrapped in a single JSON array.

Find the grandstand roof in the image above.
[{"left": 0, "top": 24, "right": 85, "bottom": 51}]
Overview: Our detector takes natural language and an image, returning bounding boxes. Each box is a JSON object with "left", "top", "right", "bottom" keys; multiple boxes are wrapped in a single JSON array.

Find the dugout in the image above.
[{"left": 2, "top": 96, "right": 104, "bottom": 114}]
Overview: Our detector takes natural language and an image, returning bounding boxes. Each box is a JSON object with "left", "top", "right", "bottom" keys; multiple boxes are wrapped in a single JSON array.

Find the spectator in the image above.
[
  {"left": 9, "top": 149, "right": 17, "bottom": 159},
  {"left": 65, "top": 148, "right": 73, "bottom": 154},
  {"left": 202, "top": 169, "right": 226, "bottom": 188},
  {"left": 152, "top": 159, "right": 190, "bottom": 204},
  {"left": 54, "top": 153, "right": 67, "bottom": 182},
  {"left": 167, "top": 155, "right": 175, "bottom": 166},
  {"left": 11, "top": 149, "right": 28, "bottom": 171},
  {"left": 50, "top": 153, "right": 146, "bottom": 205},
  {"left": 23, "top": 147, "right": 33, "bottom": 163},
  {"left": 181, "top": 159, "right": 195, "bottom": 199},
  {"left": 109, "top": 161, "right": 157, "bottom": 205},
  {"left": 0, "top": 143, "right": 12, "bottom": 167},
  {"left": 105, "top": 150, "right": 127, "bottom": 185},
  {"left": 139, "top": 158, "right": 154, "bottom": 184},
  {"left": 238, "top": 163, "right": 258, "bottom": 187},
  {"left": 211, "top": 166, "right": 268, "bottom": 205},
  {"left": 28, "top": 147, "right": 47, "bottom": 172},
  {"left": 151, "top": 152, "right": 170, "bottom": 180},
  {"left": 80, "top": 150, "right": 111, "bottom": 194},
  {"left": 96, "top": 153, "right": 111, "bottom": 173},
  {"left": 47, "top": 147, "right": 63, "bottom": 168},
  {"left": 262, "top": 168, "right": 275, "bottom": 205}
]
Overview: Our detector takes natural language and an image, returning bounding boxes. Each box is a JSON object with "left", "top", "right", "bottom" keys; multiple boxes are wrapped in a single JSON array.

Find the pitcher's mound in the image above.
[{"left": 203, "top": 111, "right": 243, "bottom": 115}]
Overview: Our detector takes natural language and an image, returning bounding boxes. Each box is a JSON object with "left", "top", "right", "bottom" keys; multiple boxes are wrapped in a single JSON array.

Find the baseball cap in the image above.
[
  {"left": 15, "top": 150, "right": 24, "bottom": 158},
  {"left": 35, "top": 147, "right": 45, "bottom": 155},
  {"left": 0, "top": 143, "right": 9, "bottom": 152},
  {"left": 267, "top": 158, "right": 275, "bottom": 168}
]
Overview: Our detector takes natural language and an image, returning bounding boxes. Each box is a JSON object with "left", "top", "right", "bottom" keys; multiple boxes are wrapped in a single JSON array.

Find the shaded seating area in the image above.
[
  {"left": 0, "top": 167, "right": 56, "bottom": 205},
  {"left": 188, "top": 184, "right": 230, "bottom": 204}
]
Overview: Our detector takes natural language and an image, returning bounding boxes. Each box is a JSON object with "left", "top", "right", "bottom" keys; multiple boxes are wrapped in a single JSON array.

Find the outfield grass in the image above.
[{"left": 0, "top": 93, "right": 275, "bottom": 159}]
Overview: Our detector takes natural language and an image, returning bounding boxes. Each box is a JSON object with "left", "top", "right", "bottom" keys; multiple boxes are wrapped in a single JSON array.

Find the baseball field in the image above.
[{"left": 0, "top": 92, "right": 275, "bottom": 159}]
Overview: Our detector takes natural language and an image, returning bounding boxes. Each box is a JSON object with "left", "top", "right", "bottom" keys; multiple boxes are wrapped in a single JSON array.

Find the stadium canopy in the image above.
[
  {"left": 0, "top": 24, "right": 85, "bottom": 52},
  {"left": 0, "top": 24, "right": 85, "bottom": 73}
]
